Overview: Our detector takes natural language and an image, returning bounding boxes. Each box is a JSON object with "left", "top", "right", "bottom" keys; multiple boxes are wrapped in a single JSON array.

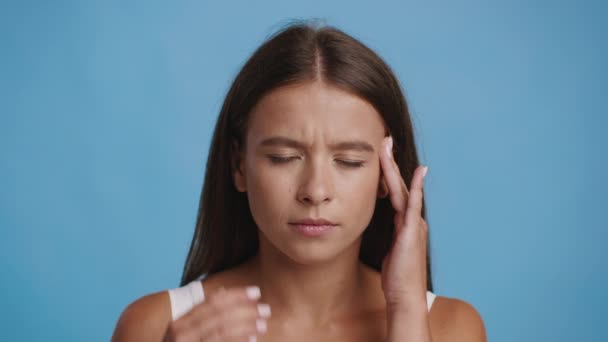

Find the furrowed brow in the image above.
[
  {"left": 259, "top": 136, "right": 306, "bottom": 149},
  {"left": 259, "top": 136, "right": 374, "bottom": 153},
  {"left": 330, "top": 141, "right": 375, "bottom": 153}
]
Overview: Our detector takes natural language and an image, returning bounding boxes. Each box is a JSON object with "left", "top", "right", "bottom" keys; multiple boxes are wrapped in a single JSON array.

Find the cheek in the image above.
[
  {"left": 339, "top": 167, "right": 381, "bottom": 223},
  {"left": 346, "top": 163, "right": 380, "bottom": 190},
  {"left": 245, "top": 161, "right": 294, "bottom": 228}
]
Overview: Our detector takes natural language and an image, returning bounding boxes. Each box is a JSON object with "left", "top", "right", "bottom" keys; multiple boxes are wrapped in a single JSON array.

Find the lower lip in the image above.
[{"left": 289, "top": 224, "right": 337, "bottom": 237}]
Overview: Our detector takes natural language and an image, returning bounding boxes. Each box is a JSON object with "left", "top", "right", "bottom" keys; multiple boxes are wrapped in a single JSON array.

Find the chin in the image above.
[
  {"left": 257, "top": 225, "right": 364, "bottom": 265},
  {"left": 282, "top": 244, "right": 342, "bottom": 266},
  {"left": 273, "top": 236, "right": 362, "bottom": 267}
]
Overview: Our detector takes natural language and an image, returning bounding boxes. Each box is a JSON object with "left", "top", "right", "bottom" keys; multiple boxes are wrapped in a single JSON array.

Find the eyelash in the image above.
[{"left": 268, "top": 156, "right": 365, "bottom": 168}]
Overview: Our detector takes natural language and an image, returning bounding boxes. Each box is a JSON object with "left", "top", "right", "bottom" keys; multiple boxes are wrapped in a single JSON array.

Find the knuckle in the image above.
[
  {"left": 209, "top": 294, "right": 226, "bottom": 310},
  {"left": 411, "top": 198, "right": 423, "bottom": 210}
]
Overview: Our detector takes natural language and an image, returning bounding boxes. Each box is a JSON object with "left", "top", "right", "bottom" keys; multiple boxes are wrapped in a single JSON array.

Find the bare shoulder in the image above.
[
  {"left": 111, "top": 290, "right": 172, "bottom": 342},
  {"left": 429, "top": 295, "right": 487, "bottom": 342}
]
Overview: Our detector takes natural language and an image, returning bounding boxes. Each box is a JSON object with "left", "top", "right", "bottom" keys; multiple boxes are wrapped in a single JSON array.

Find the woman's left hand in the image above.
[{"left": 379, "top": 135, "right": 429, "bottom": 312}]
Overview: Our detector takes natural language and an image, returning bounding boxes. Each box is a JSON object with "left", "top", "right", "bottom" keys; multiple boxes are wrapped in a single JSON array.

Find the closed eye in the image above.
[
  {"left": 268, "top": 155, "right": 299, "bottom": 163},
  {"left": 267, "top": 156, "right": 365, "bottom": 168},
  {"left": 337, "top": 160, "right": 365, "bottom": 168}
]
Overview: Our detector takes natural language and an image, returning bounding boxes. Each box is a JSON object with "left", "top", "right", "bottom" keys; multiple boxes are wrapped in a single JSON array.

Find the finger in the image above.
[
  {"left": 403, "top": 166, "right": 428, "bottom": 237},
  {"left": 179, "top": 286, "right": 262, "bottom": 334},
  {"left": 389, "top": 147, "right": 409, "bottom": 197},
  {"left": 200, "top": 304, "right": 268, "bottom": 342},
  {"left": 379, "top": 136, "right": 409, "bottom": 215},
  {"left": 420, "top": 217, "right": 428, "bottom": 234}
]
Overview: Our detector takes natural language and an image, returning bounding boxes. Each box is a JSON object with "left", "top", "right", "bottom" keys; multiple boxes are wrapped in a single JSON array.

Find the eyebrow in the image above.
[{"left": 259, "top": 136, "right": 375, "bottom": 153}]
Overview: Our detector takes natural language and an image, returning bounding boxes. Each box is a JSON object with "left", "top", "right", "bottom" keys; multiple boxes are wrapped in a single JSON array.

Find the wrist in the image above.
[
  {"left": 386, "top": 296, "right": 431, "bottom": 342},
  {"left": 386, "top": 303, "right": 431, "bottom": 342},
  {"left": 386, "top": 297, "right": 428, "bottom": 317}
]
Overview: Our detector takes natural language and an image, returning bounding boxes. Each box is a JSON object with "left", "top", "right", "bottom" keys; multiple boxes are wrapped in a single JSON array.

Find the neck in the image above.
[{"left": 246, "top": 234, "right": 368, "bottom": 328}]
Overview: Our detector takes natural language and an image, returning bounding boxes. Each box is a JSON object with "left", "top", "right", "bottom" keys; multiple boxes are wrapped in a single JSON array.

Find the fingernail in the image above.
[
  {"left": 256, "top": 318, "right": 267, "bottom": 333},
  {"left": 249, "top": 335, "right": 257, "bottom": 342},
  {"left": 257, "top": 303, "right": 271, "bottom": 317},
  {"left": 422, "top": 166, "right": 428, "bottom": 178},
  {"left": 246, "top": 286, "right": 261, "bottom": 300}
]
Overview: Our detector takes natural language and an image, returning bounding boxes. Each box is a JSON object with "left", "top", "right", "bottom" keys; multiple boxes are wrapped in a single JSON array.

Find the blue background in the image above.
[{"left": 1, "top": 0, "right": 606, "bottom": 341}]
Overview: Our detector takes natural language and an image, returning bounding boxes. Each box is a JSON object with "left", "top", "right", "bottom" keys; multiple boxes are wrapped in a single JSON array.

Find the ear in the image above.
[
  {"left": 377, "top": 173, "right": 388, "bottom": 198},
  {"left": 231, "top": 140, "right": 247, "bottom": 192}
]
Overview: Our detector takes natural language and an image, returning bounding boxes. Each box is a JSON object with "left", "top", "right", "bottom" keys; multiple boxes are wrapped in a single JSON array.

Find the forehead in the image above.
[{"left": 247, "top": 81, "right": 386, "bottom": 145}]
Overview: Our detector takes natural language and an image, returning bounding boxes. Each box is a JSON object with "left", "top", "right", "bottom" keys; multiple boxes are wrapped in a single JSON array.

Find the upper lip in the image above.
[{"left": 290, "top": 218, "right": 337, "bottom": 226}]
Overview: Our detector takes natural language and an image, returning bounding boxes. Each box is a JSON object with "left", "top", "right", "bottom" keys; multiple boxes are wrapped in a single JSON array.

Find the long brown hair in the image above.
[{"left": 180, "top": 20, "right": 433, "bottom": 291}]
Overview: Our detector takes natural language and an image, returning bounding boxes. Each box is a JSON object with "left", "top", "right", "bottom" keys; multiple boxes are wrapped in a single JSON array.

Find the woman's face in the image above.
[{"left": 234, "top": 81, "right": 387, "bottom": 264}]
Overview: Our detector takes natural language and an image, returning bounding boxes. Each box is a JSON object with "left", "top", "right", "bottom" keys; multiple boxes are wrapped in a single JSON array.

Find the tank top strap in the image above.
[
  {"left": 168, "top": 280, "right": 205, "bottom": 321},
  {"left": 426, "top": 290, "right": 437, "bottom": 312}
]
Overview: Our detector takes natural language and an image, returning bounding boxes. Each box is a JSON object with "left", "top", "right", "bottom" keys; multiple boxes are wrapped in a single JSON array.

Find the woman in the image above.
[{"left": 112, "top": 21, "right": 486, "bottom": 342}]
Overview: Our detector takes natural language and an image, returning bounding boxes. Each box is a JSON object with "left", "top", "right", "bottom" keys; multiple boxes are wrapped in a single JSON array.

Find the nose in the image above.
[{"left": 296, "top": 157, "right": 333, "bottom": 206}]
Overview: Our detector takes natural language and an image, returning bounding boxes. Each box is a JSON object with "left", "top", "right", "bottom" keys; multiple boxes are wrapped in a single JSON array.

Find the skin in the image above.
[{"left": 111, "top": 80, "right": 487, "bottom": 341}]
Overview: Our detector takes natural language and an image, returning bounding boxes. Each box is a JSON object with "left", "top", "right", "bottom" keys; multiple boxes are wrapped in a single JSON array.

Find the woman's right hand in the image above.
[{"left": 162, "top": 286, "right": 271, "bottom": 342}]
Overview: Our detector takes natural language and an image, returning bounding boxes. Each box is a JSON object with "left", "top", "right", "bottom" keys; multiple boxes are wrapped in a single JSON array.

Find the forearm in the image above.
[{"left": 386, "top": 301, "right": 432, "bottom": 342}]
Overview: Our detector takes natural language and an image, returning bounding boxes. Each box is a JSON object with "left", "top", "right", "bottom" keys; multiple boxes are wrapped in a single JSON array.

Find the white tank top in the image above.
[{"left": 168, "top": 280, "right": 437, "bottom": 321}]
